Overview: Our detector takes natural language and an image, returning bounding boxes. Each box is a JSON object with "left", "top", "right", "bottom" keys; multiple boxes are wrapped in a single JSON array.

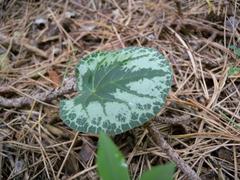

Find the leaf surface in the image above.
[
  {"left": 97, "top": 132, "right": 130, "bottom": 180},
  {"left": 140, "top": 163, "right": 175, "bottom": 180},
  {"left": 60, "top": 47, "right": 172, "bottom": 134}
]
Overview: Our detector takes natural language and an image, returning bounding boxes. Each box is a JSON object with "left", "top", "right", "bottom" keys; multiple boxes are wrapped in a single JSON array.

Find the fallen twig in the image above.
[
  {"left": 148, "top": 123, "right": 201, "bottom": 180},
  {"left": 0, "top": 33, "right": 48, "bottom": 58},
  {"left": 0, "top": 77, "right": 76, "bottom": 108},
  {"left": 154, "top": 114, "right": 191, "bottom": 125}
]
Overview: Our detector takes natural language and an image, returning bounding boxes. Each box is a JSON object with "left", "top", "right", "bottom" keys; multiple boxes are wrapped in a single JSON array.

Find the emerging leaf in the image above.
[
  {"left": 140, "top": 163, "right": 175, "bottom": 180},
  {"left": 60, "top": 47, "right": 172, "bottom": 135},
  {"left": 97, "top": 132, "right": 130, "bottom": 180}
]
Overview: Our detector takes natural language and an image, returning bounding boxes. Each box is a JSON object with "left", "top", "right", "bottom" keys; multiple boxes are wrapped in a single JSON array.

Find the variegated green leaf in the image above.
[{"left": 60, "top": 47, "right": 172, "bottom": 135}]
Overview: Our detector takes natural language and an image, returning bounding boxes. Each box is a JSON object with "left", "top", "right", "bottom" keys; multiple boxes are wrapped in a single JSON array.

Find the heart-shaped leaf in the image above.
[{"left": 60, "top": 47, "right": 172, "bottom": 135}]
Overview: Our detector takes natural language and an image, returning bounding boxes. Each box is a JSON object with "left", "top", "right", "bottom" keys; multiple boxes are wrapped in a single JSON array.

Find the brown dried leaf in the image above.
[
  {"left": 0, "top": 52, "right": 11, "bottom": 73},
  {"left": 45, "top": 124, "right": 65, "bottom": 137},
  {"left": 225, "top": 16, "right": 240, "bottom": 32},
  {"left": 64, "top": 154, "right": 80, "bottom": 176},
  {"left": 79, "top": 139, "right": 95, "bottom": 163},
  {"left": 47, "top": 69, "right": 61, "bottom": 88}
]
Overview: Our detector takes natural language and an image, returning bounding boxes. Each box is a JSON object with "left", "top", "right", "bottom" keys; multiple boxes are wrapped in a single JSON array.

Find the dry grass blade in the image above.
[{"left": 57, "top": 132, "right": 79, "bottom": 178}]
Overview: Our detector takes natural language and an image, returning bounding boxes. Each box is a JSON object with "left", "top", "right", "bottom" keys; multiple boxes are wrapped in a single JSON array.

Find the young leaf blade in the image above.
[
  {"left": 97, "top": 132, "right": 130, "bottom": 180},
  {"left": 140, "top": 163, "right": 175, "bottom": 180}
]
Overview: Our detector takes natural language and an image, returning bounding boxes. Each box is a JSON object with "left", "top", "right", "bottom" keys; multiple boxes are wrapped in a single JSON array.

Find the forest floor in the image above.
[{"left": 0, "top": 0, "right": 240, "bottom": 179}]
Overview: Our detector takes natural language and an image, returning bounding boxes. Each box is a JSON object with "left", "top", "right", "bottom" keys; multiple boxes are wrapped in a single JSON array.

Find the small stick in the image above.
[
  {"left": 154, "top": 114, "right": 191, "bottom": 125},
  {"left": 148, "top": 123, "right": 201, "bottom": 180},
  {"left": 0, "top": 77, "right": 76, "bottom": 108},
  {"left": 167, "top": 27, "right": 199, "bottom": 79},
  {"left": 0, "top": 33, "right": 48, "bottom": 58}
]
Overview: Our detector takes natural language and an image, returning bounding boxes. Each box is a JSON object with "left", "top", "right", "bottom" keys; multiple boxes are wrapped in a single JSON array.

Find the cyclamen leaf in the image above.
[{"left": 60, "top": 47, "right": 172, "bottom": 135}]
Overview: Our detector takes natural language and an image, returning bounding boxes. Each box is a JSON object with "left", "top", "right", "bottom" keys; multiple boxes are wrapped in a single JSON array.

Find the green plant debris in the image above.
[
  {"left": 228, "top": 66, "right": 240, "bottom": 76},
  {"left": 229, "top": 45, "right": 240, "bottom": 58}
]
